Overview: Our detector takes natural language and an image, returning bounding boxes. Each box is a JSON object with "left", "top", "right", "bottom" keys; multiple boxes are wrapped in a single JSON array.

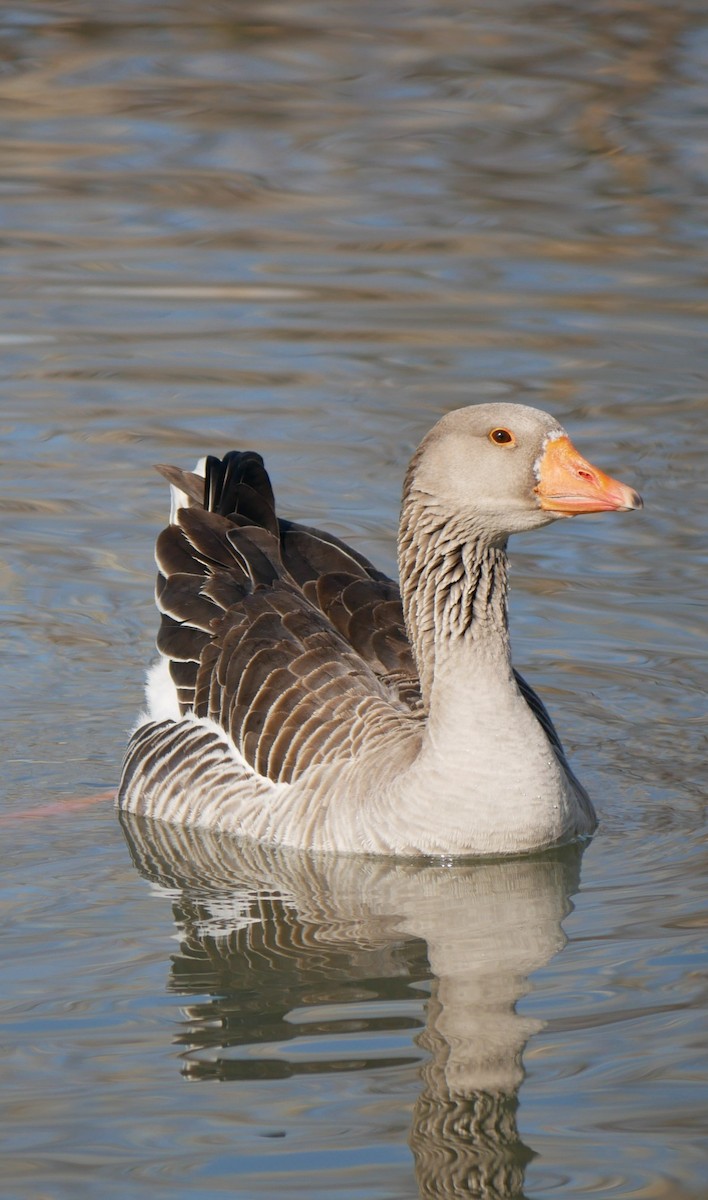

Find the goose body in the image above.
[{"left": 118, "top": 403, "right": 641, "bottom": 857}]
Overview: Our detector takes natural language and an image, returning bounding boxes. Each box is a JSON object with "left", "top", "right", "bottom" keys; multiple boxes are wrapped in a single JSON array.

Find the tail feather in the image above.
[
  {"left": 155, "top": 463, "right": 205, "bottom": 506},
  {"left": 205, "top": 451, "right": 278, "bottom": 535}
]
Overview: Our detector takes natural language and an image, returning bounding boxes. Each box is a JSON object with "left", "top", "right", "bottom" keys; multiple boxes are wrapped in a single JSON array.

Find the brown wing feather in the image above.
[
  {"left": 204, "top": 581, "right": 396, "bottom": 783},
  {"left": 152, "top": 452, "right": 410, "bottom": 780},
  {"left": 279, "top": 519, "right": 390, "bottom": 586},
  {"left": 312, "top": 571, "right": 420, "bottom": 708}
]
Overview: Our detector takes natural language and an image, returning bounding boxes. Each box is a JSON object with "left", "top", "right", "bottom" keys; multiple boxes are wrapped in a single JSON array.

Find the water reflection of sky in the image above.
[{"left": 0, "top": 3, "right": 706, "bottom": 1198}]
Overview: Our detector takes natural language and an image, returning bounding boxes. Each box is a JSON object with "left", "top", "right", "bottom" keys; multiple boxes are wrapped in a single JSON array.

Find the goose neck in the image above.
[{"left": 398, "top": 494, "right": 510, "bottom": 703}]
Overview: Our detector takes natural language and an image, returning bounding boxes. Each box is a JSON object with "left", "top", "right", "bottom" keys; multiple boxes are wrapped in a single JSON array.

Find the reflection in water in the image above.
[{"left": 120, "top": 814, "right": 582, "bottom": 1199}]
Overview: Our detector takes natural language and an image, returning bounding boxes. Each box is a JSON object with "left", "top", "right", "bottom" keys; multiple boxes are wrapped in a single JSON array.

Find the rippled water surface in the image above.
[{"left": 1, "top": 3, "right": 706, "bottom": 1198}]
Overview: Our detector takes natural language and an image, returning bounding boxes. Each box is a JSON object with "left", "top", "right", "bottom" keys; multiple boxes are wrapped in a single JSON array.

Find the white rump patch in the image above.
[{"left": 144, "top": 656, "right": 181, "bottom": 722}]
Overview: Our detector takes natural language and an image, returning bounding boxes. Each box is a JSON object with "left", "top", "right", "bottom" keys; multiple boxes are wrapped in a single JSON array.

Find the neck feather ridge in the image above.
[{"left": 398, "top": 491, "right": 510, "bottom": 704}]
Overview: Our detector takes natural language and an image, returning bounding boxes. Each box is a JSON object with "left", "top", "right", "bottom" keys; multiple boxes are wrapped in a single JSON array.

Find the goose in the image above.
[{"left": 118, "top": 403, "right": 641, "bottom": 857}]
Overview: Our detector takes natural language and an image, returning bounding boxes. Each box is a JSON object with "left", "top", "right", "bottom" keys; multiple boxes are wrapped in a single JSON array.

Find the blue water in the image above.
[{"left": 1, "top": 3, "right": 706, "bottom": 1197}]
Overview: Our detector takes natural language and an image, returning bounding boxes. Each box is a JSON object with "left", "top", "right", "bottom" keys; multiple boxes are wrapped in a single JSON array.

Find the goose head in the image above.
[{"left": 407, "top": 402, "right": 642, "bottom": 543}]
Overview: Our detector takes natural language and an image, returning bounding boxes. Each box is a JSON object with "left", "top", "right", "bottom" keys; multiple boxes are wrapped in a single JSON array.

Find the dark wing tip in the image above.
[{"left": 204, "top": 450, "right": 278, "bottom": 534}]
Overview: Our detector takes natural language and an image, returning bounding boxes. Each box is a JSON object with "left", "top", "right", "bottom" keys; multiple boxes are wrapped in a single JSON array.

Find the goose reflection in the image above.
[{"left": 119, "top": 813, "right": 583, "bottom": 1199}]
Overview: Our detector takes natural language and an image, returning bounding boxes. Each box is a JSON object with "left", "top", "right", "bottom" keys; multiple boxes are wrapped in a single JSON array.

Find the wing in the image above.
[
  {"left": 153, "top": 457, "right": 415, "bottom": 785},
  {"left": 276, "top": 512, "right": 415, "bottom": 691},
  {"left": 513, "top": 669, "right": 590, "bottom": 801}
]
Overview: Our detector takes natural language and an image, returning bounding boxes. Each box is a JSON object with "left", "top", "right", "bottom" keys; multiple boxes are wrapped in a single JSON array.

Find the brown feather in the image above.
[
  {"left": 155, "top": 525, "right": 202, "bottom": 577},
  {"left": 156, "top": 614, "right": 211, "bottom": 662},
  {"left": 155, "top": 464, "right": 205, "bottom": 504},
  {"left": 157, "top": 573, "right": 219, "bottom": 630}
]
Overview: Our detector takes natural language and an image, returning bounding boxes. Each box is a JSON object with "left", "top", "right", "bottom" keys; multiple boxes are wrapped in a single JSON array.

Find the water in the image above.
[{"left": 0, "top": 1, "right": 706, "bottom": 1196}]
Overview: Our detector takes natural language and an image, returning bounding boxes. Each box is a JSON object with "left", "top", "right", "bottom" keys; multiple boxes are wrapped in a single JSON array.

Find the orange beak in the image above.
[{"left": 535, "top": 435, "right": 642, "bottom": 516}]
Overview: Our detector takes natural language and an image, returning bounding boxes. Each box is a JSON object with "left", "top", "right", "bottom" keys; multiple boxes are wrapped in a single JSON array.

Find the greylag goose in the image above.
[{"left": 118, "top": 403, "right": 641, "bottom": 856}]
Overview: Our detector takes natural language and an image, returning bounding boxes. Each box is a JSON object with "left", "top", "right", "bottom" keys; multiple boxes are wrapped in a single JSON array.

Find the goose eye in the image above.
[{"left": 489, "top": 427, "right": 515, "bottom": 446}]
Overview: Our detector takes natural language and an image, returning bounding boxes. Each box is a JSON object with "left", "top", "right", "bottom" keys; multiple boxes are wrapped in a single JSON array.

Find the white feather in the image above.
[
  {"left": 168, "top": 455, "right": 207, "bottom": 524},
  {"left": 144, "top": 656, "right": 181, "bottom": 722}
]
